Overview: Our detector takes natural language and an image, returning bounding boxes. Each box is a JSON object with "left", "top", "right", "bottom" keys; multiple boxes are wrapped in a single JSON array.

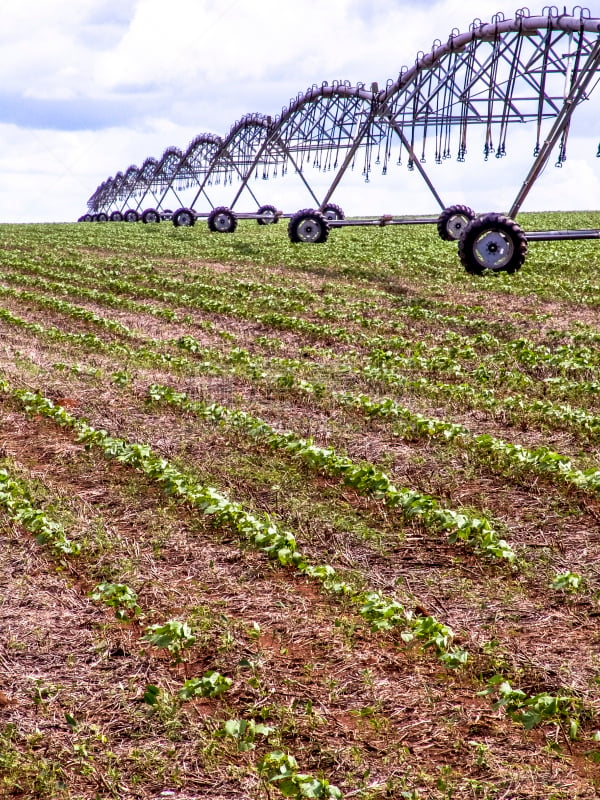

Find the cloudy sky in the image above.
[{"left": 1, "top": 0, "right": 599, "bottom": 223}]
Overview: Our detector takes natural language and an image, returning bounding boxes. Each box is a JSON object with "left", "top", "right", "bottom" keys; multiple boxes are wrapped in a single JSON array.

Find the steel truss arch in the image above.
[
  {"left": 184, "top": 114, "right": 273, "bottom": 210},
  {"left": 132, "top": 147, "right": 185, "bottom": 212},
  {"left": 216, "top": 83, "right": 381, "bottom": 211},
  {"left": 112, "top": 165, "right": 141, "bottom": 212},
  {"left": 377, "top": 11, "right": 600, "bottom": 169},
  {"left": 85, "top": 6, "right": 600, "bottom": 240}
]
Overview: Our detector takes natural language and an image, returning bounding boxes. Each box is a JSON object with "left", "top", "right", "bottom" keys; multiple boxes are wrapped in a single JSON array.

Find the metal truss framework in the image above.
[{"left": 85, "top": 8, "right": 600, "bottom": 221}]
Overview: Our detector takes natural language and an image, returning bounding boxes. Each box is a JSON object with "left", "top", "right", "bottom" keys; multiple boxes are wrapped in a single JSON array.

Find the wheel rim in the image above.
[
  {"left": 214, "top": 213, "right": 232, "bottom": 231},
  {"left": 178, "top": 212, "right": 193, "bottom": 226},
  {"left": 147, "top": 212, "right": 159, "bottom": 222},
  {"left": 323, "top": 209, "right": 339, "bottom": 221},
  {"left": 472, "top": 228, "right": 515, "bottom": 270},
  {"left": 296, "top": 217, "right": 322, "bottom": 243},
  {"left": 260, "top": 210, "right": 274, "bottom": 223},
  {"left": 445, "top": 213, "right": 470, "bottom": 240}
]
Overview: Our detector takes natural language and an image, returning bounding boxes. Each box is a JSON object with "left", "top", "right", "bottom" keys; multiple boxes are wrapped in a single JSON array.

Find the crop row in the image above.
[
  {"left": 2, "top": 257, "right": 598, "bottom": 372},
  {"left": 22, "top": 347, "right": 594, "bottom": 600},
  {"left": 0, "top": 245, "right": 315, "bottom": 306},
  {"left": 0, "top": 457, "right": 343, "bottom": 799},
  {"left": 3, "top": 214, "right": 600, "bottom": 310},
  {"left": 9, "top": 222, "right": 600, "bottom": 344},
  {"left": 4, "top": 375, "right": 594, "bottom": 740},
  {"left": 1, "top": 299, "right": 597, "bottom": 517},
  {"left": 336, "top": 391, "right": 600, "bottom": 496},
  {"left": 3, "top": 332, "right": 600, "bottom": 736},
  {"left": 171, "top": 337, "right": 600, "bottom": 500},
  {"left": 2, "top": 276, "right": 600, "bottom": 437},
  {"left": 146, "top": 382, "right": 515, "bottom": 563},
  {"left": 0, "top": 248, "right": 514, "bottom": 338},
  {"left": 4, "top": 379, "right": 471, "bottom": 668}
]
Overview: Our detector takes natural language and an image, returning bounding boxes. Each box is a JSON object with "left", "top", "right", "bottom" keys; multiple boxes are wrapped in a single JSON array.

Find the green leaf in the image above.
[
  {"left": 142, "top": 684, "right": 161, "bottom": 705},
  {"left": 65, "top": 713, "right": 77, "bottom": 731}
]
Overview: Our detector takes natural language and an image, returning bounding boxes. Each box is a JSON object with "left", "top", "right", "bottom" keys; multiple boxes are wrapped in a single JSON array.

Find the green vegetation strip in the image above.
[
  {"left": 0, "top": 462, "right": 340, "bottom": 800},
  {"left": 146, "top": 382, "right": 515, "bottom": 563},
  {"left": 0, "top": 467, "right": 80, "bottom": 555},
  {"left": 337, "top": 392, "right": 600, "bottom": 496},
  {"left": 1, "top": 296, "right": 595, "bottom": 501},
  {"left": 5, "top": 259, "right": 600, "bottom": 377},
  {"left": 3, "top": 380, "right": 467, "bottom": 669},
  {"left": 177, "top": 344, "right": 600, "bottom": 500},
  {"left": 358, "top": 371, "right": 600, "bottom": 442},
  {"left": 3, "top": 274, "right": 600, "bottom": 441},
  {"left": 2, "top": 390, "right": 592, "bottom": 742}
]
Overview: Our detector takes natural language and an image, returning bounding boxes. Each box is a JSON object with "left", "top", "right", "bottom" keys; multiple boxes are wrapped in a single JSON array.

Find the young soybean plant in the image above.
[
  {"left": 90, "top": 582, "right": 140, "bottom": 620},
  {"left": 178, "top": 671, "right": 232, "bottom": 700},
  {"left": 551, "top": 571, "right": 584, "bottom": 594},
  {"left": 219, "top": 718, "right": 274, "bottom": 752},
  {"left": 258, "top": 751, "right": 342, "bottom": 799},
  {"left": 142, "top": 620, "right": 196, "bottom": 663}
]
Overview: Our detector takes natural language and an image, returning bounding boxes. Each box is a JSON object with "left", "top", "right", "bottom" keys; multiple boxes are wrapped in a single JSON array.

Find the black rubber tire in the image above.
[
  {"left": 458, "top": 213, "right": 528, "bottom": 275},
  {"left": 83, "top": 214, "right": 93, "bottom": 222},
  {"left": 110, "top": 210, "right": 123, "bottom": 222},
  {"left": 288, "top": 209, "right": 330, "bottom": 244},
  {"left": 95, "top": 212, "right": 109, "bottom": 223},
  {"left": 437, "top": 204, "right": 476, "bottom": 241},
  {"left": 172, "top": 208, "right": 196, "bottom": 227},
  {"left": 321, "top": 203, "right": 345, "bottom": 227},
  {"left": 123, "top": 209, "right": 139, "bottom": 223},
  {"left": 256, "top": 204, "right": 278, "bottom": 225},
  {"left": 141, "top": 208, "right": 161, "bottom": 224},
  {"left": 208, "top": 207, "right": 237, "bottom": 233}
]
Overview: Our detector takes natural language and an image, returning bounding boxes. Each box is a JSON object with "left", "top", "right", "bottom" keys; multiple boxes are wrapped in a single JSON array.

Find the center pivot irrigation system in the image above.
[{"left": 81, "top": 7, "right": 600, "bottom": 275}]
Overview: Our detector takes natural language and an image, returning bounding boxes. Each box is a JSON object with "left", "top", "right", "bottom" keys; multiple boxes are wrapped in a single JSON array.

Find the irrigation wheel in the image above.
[
  {"left": 437, "top": 204, "right": 476, "bottom": 241},
  {"left": 123, "top": 209, "right": 139, "bottom": 223},
  {"left": 459, "top": 213, "right": 528, "bottom": 275},
  {"left": 256, "top": 204, "right": 278, "bottom": 225},
  {"left": 321, "top": 203, "right": 345, "bottom": 227},
  {"left": 110, "top": 210, "right": 123, "bottom": 222},
  {"left": 208, "top": 207, "right": 238, "bottom": 233},
  {"left": 172, "top": 208, "right": 195, "bottom": 227},
  {"left": 95, "top": 212, "right": 109, "bottom": 223},
  {"left": 141, "top": 208, "right": 161, "bottom": 224},
  {"left": 288, "top": 209, "right": 330, "bottom": 243}
]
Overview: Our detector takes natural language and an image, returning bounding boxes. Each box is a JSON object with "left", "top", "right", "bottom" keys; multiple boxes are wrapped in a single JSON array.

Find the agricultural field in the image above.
[{"left": 0, "top": 211, "right": 600, "bottom": 799}]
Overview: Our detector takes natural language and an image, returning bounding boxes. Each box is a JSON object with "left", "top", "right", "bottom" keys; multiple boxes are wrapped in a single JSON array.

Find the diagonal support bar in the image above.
[
  {"left": 384, "top": 116, "right": 446, "bottom": 210},
  {"left": 229, "top": 133, "right": 321, "bottom": 210},
  {"left": 319, "top": 112, "right": 375, "bottom": 208},
  {"left": 508, "top": 39, "right": 600, "bottom": 219}
]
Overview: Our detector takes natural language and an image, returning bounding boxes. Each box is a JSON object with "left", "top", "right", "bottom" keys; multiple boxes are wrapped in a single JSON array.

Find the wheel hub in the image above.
[
  {"left": 473, "top": 229, "right": 514, "bottom": 269},
  {"left": 214, "top": 214, "right": 232, "bottom": 231},
  {"left": 297, "top": 219, "right": 321, "bottom": 242},
  {"left": 447, "top": 214, "right": 469, "bottom": 239}
]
